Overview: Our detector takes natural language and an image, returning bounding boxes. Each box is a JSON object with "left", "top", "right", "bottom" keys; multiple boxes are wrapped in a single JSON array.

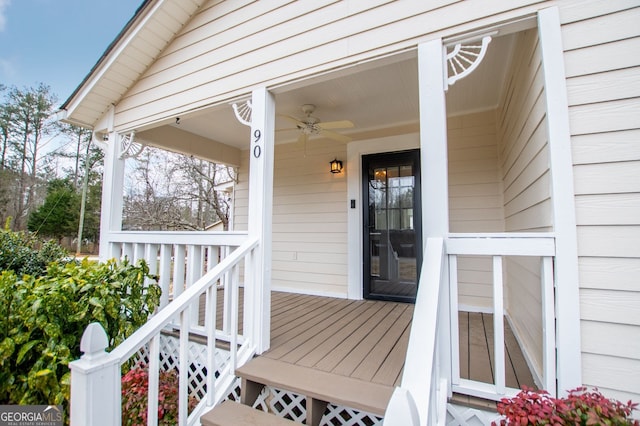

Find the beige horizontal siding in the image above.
[
  {"left": 496, "top": 27, "right": 549, "bottom": 380},
  {"left": 448, "top": 110, "right": 503, "bottom": 310},
  {"left": 559, "top": 0, "right": 640, "bottom": 403},
  {"left": 571, "top": 129, "right": 640, "bottom": 165},
  {"left": 234, "top": 139, "right": 348, "bottom": 297},
  {"left": 582, "top": 353, "right": 640, "bottom": 397},
  {"left": 578, "top": 257, "right": 640, "bottom": 292}
]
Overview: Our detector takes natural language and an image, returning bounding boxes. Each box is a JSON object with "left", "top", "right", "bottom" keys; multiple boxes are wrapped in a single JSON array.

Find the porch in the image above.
[{"left": 201, "top": 289, "right": 535, "bottom": 424}]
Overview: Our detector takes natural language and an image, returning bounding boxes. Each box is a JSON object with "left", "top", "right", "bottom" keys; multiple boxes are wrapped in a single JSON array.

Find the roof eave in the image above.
[{"left": 58, "top": 0, "right": 156, "bottom": 127}]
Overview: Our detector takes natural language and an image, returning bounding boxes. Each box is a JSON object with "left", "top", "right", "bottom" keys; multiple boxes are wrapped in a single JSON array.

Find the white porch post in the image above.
[
  {"left": 538, "top": 6, "right": 582, "bottom": 394},
  {"left": 399, "top": 38, "right": 451, "bottom": 424},
  {"left": 98, "top": 107, "right": 125, "bottom": 262},
  {"left": 245, "top": 87, "right": 275, "bottom": 354},
  {"left": 418, "top": 40, "right": 449, "bottom": 238},
  {"left": 418, "top": 38, "right": 452, "bottom": 404}
]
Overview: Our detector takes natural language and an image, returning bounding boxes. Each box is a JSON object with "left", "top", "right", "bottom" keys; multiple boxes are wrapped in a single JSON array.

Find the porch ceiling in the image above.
[
  {"left": 132, "top": 32, "right": 515, "bottom": 162},
  {"left": 159, "top": 32, "right": 516, "bottom": 155}
]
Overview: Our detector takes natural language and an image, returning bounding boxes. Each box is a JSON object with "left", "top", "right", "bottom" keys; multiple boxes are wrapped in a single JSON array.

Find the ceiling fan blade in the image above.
[
  {"left": 279, "top": 114, "right": 305, "bottom": 126},
  {"left": 317, "top": 120, "right": 354, "bottom": 130},
  {"left": 297, "top": 133, "right": 308, "bottom": 145},
  {"left": 320, "top": 129, "right": 352, "bottom": 143}
]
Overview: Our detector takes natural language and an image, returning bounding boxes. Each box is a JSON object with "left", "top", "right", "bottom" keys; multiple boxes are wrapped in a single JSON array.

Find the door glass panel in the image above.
[{"left": 364, "top": 151, "right": 421, "bottom": 302}]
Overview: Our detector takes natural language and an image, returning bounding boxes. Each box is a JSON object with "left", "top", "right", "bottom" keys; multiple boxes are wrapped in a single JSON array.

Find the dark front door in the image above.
[{"left": 363, "top": 150, "right": 422, "bottom": 303}]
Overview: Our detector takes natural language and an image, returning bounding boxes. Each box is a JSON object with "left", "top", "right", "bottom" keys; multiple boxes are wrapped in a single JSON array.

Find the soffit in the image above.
[{"left": 60, "top": 0, "right": 205, "bottom": 129}]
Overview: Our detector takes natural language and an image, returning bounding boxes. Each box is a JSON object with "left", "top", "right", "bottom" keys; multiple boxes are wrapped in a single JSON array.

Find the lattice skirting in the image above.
[
  {"left": 223, "top": 383, "right": 504, "bottom": 425},
  {"left": 225, "top": 384, "right": 383, "bottom": 426},
  {"left": 446, "top": 403, "right": 502, "bottom": 426},
  {"left": 131, "top": 334, "right": 231, "bottom": 401}
]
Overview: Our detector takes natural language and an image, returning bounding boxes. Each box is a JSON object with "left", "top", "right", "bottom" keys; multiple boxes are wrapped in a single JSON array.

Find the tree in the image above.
[
  {"left": 123, "top": 148, "right": 234, "bottom": 231},
  {"left": 0, "top": 85, "right": 11, "bottom": 170},
  {"left": 3, "top": 84, "right": 57, "bottom": 230},
  {"left": 174, "top": 156, "right": 235, "bottom": 230},
  {"left": 27, "top": 179, "right": 79, "bottom": 242}
]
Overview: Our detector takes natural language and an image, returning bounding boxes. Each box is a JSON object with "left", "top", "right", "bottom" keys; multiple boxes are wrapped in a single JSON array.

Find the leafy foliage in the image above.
[
  {"left": 494, "top": 386, "right": 639, "bottom": 425},
  {"left": 0, "top": 256, "right": 161, "bottom": 413},
  {"left": 27, "top": 179, "right": 79, "bottom": 241},
  {"left": 0, "top": 219, "right": 70, "bottom": 276},
  {"left": 121, "top": 363, "right": 198, "bottom": 426}
]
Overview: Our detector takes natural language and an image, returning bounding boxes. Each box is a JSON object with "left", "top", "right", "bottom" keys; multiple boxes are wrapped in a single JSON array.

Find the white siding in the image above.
[
  {"left": 559, "top": 1, "right": 640, "bottom": 403},
  {"left": 496, "top": 28, "right": 550, "bottom": 378},
  {"left": 235, "top": 139, "right": 349, "bottom": 297},
  {"left": 112, "top": 0, "right": 549, "bottom": 130},
  {"left": 448, "top": 110, "right": 504, "bottom": 310}
]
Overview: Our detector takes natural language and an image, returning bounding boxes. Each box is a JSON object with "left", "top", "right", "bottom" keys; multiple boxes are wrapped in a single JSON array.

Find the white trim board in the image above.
[
  {"left": 270, "top": 285, "right": 349, "bottom": 300},
  {"left": 538, "top": 6, "right": 582, "bottom": 393}
]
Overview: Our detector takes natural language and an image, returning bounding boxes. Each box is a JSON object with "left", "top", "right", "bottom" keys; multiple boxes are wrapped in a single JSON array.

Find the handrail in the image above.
[
  {"left": 107, "top": 230, "right": 248, "bottom": 246},
  {"left": 447, "top": 232, "right": 555, "bottom": 256},
  {"left": 387, "top": 237, "right": 446, "bottom": 426}
]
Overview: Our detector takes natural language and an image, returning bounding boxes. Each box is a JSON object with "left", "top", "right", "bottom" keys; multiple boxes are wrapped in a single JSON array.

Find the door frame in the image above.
[
  {"left": 346, "top": 133, "right": 420, "bottom": 299},
  {"left": 362, "top": 149, "right": 423, "bottom": 303}
]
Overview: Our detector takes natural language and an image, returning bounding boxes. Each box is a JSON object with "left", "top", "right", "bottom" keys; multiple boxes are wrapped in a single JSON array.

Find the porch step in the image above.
[
  {"left": 201, "top": 400, "right": 297, "bottom": 426},
  {"left": 236, "top": 357, "right": 394, "bottom": 421}
]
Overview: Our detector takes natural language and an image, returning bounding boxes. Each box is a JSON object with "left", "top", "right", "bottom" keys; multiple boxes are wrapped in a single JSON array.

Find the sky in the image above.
[{"left": 0, "top": 0, "right": 143, "bottom": 106}]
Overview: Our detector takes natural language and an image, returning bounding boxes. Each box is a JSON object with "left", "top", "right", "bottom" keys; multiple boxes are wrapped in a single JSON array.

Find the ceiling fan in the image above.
[{"left": 279, "top": 104, "right": 354, "bottom": 146}]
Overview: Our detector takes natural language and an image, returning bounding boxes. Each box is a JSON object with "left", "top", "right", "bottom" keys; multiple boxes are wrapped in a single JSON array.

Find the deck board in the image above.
[
  {"left": 331, "top": 303, "right": 406, "bottom": 377},
  {"left": 293, "top": 301, "right": 379, "bottom": 368},
  {"left": 313, "top": 302, "right": 397, "bottom": 374},
  {"left": 371, "top": 317, "right": 412, "bottom": 387},
  {"left": 205, "top": 290, "right": 535, "bottom": 395},
  {"left": 351, "top": 304, "right": 412, "bottom": 383}
]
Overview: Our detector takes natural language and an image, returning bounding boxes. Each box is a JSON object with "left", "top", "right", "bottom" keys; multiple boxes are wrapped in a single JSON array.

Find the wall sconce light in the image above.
[{"left": 330, "top": 158, "right": 343, "bottom": 174}]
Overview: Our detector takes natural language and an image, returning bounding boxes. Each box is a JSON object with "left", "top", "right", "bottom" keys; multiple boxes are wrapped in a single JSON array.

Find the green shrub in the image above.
[
  {"left": 0, "top": 258, "right": 161, "bottom": 411},
  {"left": 0, "top": 221, "right": 70, "bottom": 277}
]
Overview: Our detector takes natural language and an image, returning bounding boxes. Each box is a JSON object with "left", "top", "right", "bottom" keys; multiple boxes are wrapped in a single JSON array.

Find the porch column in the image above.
[
  {"left": 418, "top": 40, "right": 449, "bottom": 238},
  {"left": 399, "top": 38, "right": 452, "bottom": 424},
  {"left": 538, "top": 6, "right": 582, "bottom": 394},
  {"left": 246, "top": 87, "right": 275, "bottom": 354},
  {"left": 98, "top": 107, "right": 125, "bottom": 262}
]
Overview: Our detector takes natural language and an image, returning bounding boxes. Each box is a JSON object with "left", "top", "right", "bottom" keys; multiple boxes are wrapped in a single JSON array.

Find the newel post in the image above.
[{"left": 69, "top": 323, "right": 121, "bottom": 426}]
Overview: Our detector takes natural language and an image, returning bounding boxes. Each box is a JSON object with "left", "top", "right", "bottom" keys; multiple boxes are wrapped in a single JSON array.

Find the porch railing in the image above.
[
  {"left": 386, "top": 233, "right": 557, "bottom": 425},
  {"left": 447, "top": 233, "right": 557, "bottom": 400},
  {"left": 69, "top": 236, "right": 260, "bottom": 426},
  {"left": 106, "top": 231, "right": 248, "bottom": 339}
]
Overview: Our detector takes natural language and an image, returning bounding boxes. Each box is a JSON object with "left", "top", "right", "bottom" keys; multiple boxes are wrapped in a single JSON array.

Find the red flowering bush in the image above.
[
  {"left": 121, "top": 364, "right": 198, "bottom": 426},
  {"left": 493, "top": 386, "right": 638, "bottom": 425}
]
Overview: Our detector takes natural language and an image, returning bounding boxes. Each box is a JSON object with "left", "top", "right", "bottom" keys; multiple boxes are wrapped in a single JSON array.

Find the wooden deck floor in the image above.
[{"left": 206, "top": 290, "right": 535, "bottom": 394}]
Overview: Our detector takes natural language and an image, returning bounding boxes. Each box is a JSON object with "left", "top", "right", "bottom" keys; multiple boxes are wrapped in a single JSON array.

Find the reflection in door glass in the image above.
[{"left": 365, "top": 152, "right": 420, "bottom": 302}]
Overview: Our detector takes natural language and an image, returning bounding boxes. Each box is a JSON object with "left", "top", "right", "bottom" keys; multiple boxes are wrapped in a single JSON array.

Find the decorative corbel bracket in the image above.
[
  {"left": 118, "top": 131, "right": 145, "bottom": 159},
  {"left": 232, "top": 99, "right": 252, "bottom": 127},
  {"left": 445, "top": 34, "right": 493, "bottom": 90},
  {"left": 92, "top": 131, "right": 108, "bottom": 149}
]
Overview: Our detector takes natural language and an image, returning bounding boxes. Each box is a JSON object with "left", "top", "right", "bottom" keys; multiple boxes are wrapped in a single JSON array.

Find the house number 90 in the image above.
[{"left": 253, "top": 129, "right": 262, "bottom": 158}]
